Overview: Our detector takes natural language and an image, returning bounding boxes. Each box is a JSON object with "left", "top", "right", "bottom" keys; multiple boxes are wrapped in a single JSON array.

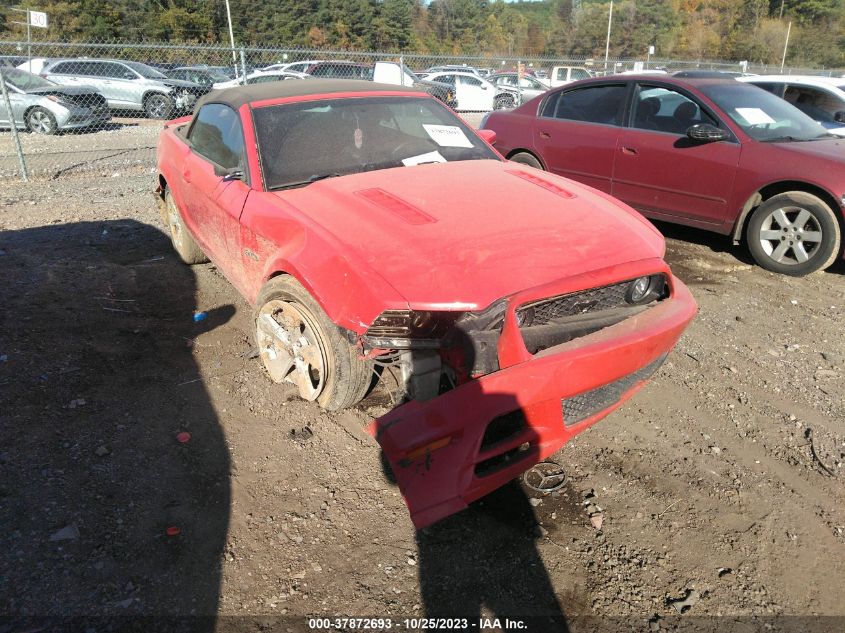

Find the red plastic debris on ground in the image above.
[
  {"left": 166, "top": 526, "right": 181, "bottom": 537},
  {"left": 176, "top": 432, "right": 191, "bottom": 443}
]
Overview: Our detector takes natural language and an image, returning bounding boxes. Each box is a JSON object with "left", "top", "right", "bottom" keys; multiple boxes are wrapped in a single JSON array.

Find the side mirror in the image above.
[
  {"left": 834, "top": 111, "right": 845, "bottom": 123},
  {"left": 214, "top": 165, "right": 244, "bottom": 181},
  {"left": 687, "top": 123, "right": 729, "bottom": 142},
  {"left": 477, "top": 129, "right": 496, "bottom": 145}
]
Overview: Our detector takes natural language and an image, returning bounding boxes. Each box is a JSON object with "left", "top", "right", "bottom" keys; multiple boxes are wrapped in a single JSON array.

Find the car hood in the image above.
[
  {"left": 25, "top": 85, "right": 100, "bottom": 96},
  {"left": 762, "top": 136, "right": 845, "bottom": 160},
  {"left": 272, "top": 160, "right": 664, "bottom": 309}
]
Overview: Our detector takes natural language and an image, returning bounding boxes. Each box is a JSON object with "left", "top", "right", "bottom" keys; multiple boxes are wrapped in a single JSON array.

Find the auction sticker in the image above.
[
  {"left": 422, "top": 124, "right": 473, "bottom": 148},
  {"left": 735, "top": 107, "right": 775, "bottom": 126}
]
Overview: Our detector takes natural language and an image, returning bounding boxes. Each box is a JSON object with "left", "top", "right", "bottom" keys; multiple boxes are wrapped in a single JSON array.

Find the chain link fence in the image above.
[{"left": 1, "top": 38, "right": 844, "bottom": 180}]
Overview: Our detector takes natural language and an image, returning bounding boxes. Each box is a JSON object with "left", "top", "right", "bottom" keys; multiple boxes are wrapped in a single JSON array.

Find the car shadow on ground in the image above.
[
  {"left": 375, "top": 384, "right": 572, "bottom": 631},
  {"left": 0, "top": 220, "right": 229, "bottom": 630},
  {"left": 653, "top": 219, "right": 845, "bottom": 278}
]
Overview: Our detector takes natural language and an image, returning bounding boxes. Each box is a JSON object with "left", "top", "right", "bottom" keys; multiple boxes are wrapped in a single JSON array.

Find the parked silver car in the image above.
[
  {"left": 0, "top": 67, "right": 110, "bottom": 135},
  {"left": 41, "top": 58, "right": 211, "bottom": 119},
  {"left": 486, "top": 72, "right": 549, "bottom": 106}
]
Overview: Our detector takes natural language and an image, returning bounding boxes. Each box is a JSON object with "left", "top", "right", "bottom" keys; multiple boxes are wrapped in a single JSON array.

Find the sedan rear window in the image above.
[
  {"left": 554, "top": 84, "right": 627, "bottom": 126},
  {"left": 253, "top": 96, "right": 499, "bottom": 190}
]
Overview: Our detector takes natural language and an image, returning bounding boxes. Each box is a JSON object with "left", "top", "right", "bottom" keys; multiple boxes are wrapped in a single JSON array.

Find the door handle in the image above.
[
  {"left": 183, "top": 169, "right": 191, "bottom": 184},
  {"left": 539, "top": 131, "right": 551, "bottom": 139},
  {"left": 621, "top": 146, "right": 638, "bottom": 156}
]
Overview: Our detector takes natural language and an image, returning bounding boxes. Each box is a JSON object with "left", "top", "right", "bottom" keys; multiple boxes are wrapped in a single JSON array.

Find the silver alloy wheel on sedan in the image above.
[
  {"left": 27, "top": 107, "right": 57, "bottom": 135},
  {"left": 256, "top": 300, "right": 327, "bottom": 401},
  {"left": 757, "top": 206, "right": 823, "bottom": 266}
]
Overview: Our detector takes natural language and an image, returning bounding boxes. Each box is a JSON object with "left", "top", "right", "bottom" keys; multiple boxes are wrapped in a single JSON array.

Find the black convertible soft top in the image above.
[{"left": 197, "top": 79, "right": 423, "bottom": 111}]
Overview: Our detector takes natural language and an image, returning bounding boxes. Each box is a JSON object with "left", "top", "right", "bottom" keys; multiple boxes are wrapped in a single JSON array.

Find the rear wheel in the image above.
[
  {"left": 254, "top": 276, "right": 372, "bottom": 410},
  {"left": 164, "top": 189, "right": 208, "bottom": 264},
  {"left": 747, "top": 191, "right": 840, "bottom": 276},
  {"left": 509, "top": 152, "right": 543, "bottom": 170},
  {"left": 27, "top": 107, "right": 58, "bottom": 135},
  {"left": 145, "top": 93, "right": 174, "bottom": 120}
]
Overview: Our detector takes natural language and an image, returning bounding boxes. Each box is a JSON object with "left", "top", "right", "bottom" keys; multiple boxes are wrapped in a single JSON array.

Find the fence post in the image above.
[
  {"left": 240, "top": 48, "right": 248, "bottom": 84},
  {"left": 0, "top": 69, "right": 28, "bottom": 181}
]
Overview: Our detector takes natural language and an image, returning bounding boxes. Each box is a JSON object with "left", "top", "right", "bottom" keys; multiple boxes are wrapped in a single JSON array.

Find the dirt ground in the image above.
[{"left": 1, "top": 163, "right": 844, "bottom": 633}]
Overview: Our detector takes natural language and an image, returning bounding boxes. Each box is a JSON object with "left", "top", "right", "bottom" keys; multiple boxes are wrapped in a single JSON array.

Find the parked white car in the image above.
[
  {"left": 215, "top": 70, "right": 310, "bottom": 89},
  {"left": 262, "top": 60, "right": 328, "bottom": 74},
  {"left": 16, "top": 57, "right": 50, "bottom": 74},
  {"left": 738, "top": 75, "right": 845, "bottom": 136},
  {"left": 423, "top": 70, "right": 507, "bottom": 110}
]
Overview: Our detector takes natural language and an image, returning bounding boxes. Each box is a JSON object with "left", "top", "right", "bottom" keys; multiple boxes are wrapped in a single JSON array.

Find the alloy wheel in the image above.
[
  {"left": 757, "top": 206, "right": 823, "bottom": 266},
  {"left": 256, "top": 300, "right": 327, "bottom": 401}
]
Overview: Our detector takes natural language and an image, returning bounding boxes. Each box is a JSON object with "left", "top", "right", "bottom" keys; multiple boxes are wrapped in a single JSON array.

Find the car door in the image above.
[
  {"left": 100, "top": 62, "right": 143, "bottom": 109},
  {"left": 44, "top": 60, "right": 85, "bottom": 87},
  {"left": 457, "top": 74, "right": 493, "bottom": 110},
  {"left": 612, "top": 83, "right": 741, "bottom": 225},
  {"left": 182, "top": 103, "right": 250, "bottom": 284},
  {"left": 533, "top": 82, "right": 628, "bottom": 194}
]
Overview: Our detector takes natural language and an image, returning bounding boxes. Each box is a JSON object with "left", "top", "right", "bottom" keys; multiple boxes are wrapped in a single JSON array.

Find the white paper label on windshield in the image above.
[
  {"left": 735, "top": 107, "right": 776, "bottom": 125},
  {"left": 402, "top": 150, "right": 446, "bottom": 167},
  {"left": 422, "top": 124, "right": 473, "bottom": 148}
]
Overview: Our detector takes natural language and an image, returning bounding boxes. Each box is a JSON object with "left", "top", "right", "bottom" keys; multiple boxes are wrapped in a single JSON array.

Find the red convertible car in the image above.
[
  {"left": 482, "top": 76, "right": 845, "bottom": 277},
  {"left": 156, "top": 80, "right": 697, "bottom": 528}
]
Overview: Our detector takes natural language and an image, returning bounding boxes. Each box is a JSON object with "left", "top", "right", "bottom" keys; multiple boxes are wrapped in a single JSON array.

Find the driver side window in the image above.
[
  {"left": 189, "top": 104, "right": 245, "bottom": 171},
  {"left": 632, "top": 86, "right": 717, "bottom": 134}
]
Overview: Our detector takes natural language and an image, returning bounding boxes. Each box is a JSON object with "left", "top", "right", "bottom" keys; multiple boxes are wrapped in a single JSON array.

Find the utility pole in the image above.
[
  {"left": 780, "top": 20, "right": 791, "bottom": 72},
  {"left": 224, "top": 0, "right": 239, "bottom": 80},
  {"left": 604, "top": 0, "right": 613, "bottom": 72}
]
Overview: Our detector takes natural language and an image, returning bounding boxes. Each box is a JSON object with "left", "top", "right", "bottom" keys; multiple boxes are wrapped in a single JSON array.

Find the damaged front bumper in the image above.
[{"left": 369, "top": 261, "right": 697, "bottom": 529}]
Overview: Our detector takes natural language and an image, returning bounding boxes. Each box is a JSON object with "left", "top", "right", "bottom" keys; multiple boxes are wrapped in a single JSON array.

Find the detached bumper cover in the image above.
[{"left": 370, "top": 265, "right": 697, "bottom": 529}]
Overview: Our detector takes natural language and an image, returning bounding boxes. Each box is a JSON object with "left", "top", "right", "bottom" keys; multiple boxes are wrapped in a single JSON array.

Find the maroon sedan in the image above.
[{"left": 482, "top": 76, "right": 845, "bottom": 276}]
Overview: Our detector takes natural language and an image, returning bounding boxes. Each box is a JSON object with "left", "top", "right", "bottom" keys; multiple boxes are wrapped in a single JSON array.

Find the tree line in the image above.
[{"left": 2, "top": 0, "right": 843, "bottom": 67}]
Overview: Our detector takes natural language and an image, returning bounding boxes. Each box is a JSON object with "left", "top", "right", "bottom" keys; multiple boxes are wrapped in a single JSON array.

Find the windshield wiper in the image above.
[
  {"left": 809, "top": 132, "right": 839, "bottom": 140},
  {"left": 273, "top": 173, "right": 342, "bottom": 190},
  {"left": 760, "top": 135, "right": 803, "bottom": 143}
]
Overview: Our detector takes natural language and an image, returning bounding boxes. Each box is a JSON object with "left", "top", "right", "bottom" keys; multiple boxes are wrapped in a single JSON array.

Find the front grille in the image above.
[
  {"left": 562, "top": 353, "right": 667, "bottom": 426},
  {"left": 63, "top": 93, "right": 106, "bottom": 109},
  {"left": 518, "top": 280, "right": 632, "bottom": 326}
]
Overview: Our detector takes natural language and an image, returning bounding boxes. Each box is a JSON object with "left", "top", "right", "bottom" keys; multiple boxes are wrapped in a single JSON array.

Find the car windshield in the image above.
[
  {"left": 3, "top": 67, "right": 55, "bottom": 91},
  {"left": 253, "top": 96, "right": 499, "bottom": 191},
  {"left": 124, "top": 61, "right": 167, "bottom": 79},
  {"left": 700, "top": 82, "right": 830, "bottom": 141}
]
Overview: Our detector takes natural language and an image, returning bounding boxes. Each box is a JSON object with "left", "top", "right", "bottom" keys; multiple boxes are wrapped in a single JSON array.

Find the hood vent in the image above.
[
  {"left": 506, "top": 169, "right": 575, "bottom": 199},
  {"left": 355, "top": 188, "right": 437, "bottom": 225}
]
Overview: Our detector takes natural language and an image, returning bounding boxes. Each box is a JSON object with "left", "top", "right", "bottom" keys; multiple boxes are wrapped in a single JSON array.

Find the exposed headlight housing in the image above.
[{"left": 363, "top": 310, "right": 463, "bottom": 349}]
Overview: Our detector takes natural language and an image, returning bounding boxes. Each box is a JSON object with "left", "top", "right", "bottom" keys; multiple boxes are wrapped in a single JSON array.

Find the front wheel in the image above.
[
  {"left": 747, "top": 191, "right": 841, "bottom": 276},
  {"left": 494, "top": 95, "right": 515, "bottom": 110},
  {"left": 254, "top": 276, "right": 372, "bottom": 410},
  {"left": 144, "top": 93, "right": 174, "bottom": 120},
  {"left": 27, "top": 106, "right": 58, "bottom": 135}
]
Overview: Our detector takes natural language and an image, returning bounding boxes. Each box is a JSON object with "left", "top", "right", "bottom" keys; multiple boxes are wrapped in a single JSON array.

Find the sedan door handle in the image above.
[
  {"left": 621, "top": 146, "right": 638, "bottom": 156},
  {"left": 183, "top": 169, "right": 192, "bottom": 184},
  {"left": 539, "top": 131, "right": 551, "bottom": 139}
]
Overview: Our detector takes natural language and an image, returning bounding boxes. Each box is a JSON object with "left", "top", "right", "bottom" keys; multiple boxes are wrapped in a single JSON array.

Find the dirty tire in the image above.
[
  {"left": 27, "top": 106, "right": 58, "bottom": 135},
  {"left": 164, "top": 189, "right": 208, "bottom": 264},
  {"left": 494, "top": 95, "right": 515, "bottom": 110},
  {"left": 509, "top": 152, "right": 543, "bottom": 170},
  {"left": 747, "top": 191, "right": 840, "bottom": 277},
  {"left": 145, "top": 93, "right": 174, "bottom": 120},
  {"left": 254, "top": 276, "right": 372, "bottom": 411}
]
